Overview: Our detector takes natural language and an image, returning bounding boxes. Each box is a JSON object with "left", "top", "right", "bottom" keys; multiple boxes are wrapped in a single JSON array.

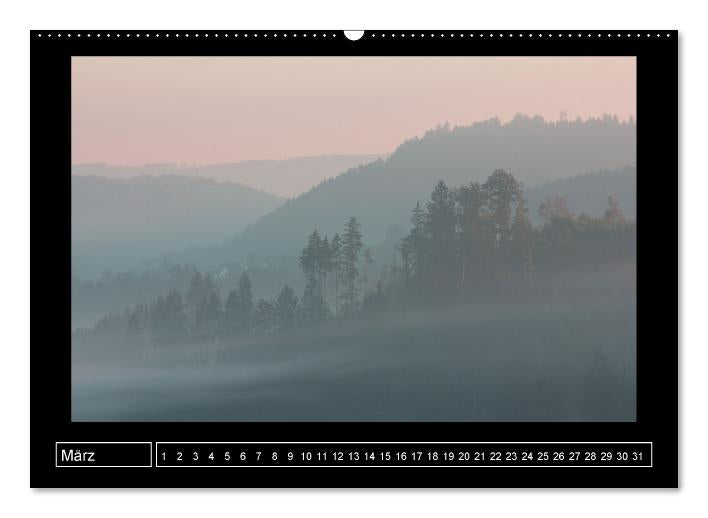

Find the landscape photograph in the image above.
[{"left": 71, "top": 56, "right": 637, "bottom": 422}]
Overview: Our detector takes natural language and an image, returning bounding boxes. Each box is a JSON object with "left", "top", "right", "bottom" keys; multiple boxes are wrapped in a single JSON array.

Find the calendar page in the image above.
[{"left": 30, "top": 29, "right": 677, "bottom": 488}]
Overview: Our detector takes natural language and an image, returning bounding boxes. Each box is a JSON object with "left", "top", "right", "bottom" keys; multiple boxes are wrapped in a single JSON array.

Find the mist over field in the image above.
[{"left": 72, "top": 267, "right": 635, "bottom": 422}]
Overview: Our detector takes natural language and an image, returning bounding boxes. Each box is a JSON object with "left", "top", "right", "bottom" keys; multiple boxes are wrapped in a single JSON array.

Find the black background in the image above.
[{"left": 30, "top": 29, "right": 678, "bottom": 488}]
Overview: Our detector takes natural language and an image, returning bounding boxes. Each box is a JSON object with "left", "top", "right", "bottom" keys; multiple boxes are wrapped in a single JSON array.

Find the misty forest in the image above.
[{"left": 72, "top": 116, "right": 636, "bottom": 422}]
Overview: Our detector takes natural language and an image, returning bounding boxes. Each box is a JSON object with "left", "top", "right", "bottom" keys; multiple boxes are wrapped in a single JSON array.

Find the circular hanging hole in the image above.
[{"left": 344, "top": 30, "right": 365, "bottom": 41}]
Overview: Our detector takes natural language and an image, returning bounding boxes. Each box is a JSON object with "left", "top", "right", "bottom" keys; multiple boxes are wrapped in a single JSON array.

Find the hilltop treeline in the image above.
[
  {"left": 227, "top": 115, "right": 635, "bottom": 257},
  {"left": 73, "top": 169, "right": 635, "bottom": 358}
]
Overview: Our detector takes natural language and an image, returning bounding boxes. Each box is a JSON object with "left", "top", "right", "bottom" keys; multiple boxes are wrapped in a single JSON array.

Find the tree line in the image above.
[
  {"left": 395, "top": 169, "right": 634, "bottom": 301},
  {"left": 74, "top": 169, "right": 635, "bottom": 353}
]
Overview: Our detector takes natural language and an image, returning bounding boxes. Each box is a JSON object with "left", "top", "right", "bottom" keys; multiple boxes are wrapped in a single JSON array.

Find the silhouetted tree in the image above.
[
  {"left": 185, "top": 271, "right": 218, "bottom": 329},
  {"left": 482, "top": 169, "right": 522, "bottom": 250},
  {"left": 399, "top": 202, "right": 428, "bottom": 288},
  {"left": 194, "top": 292, "right": 222, "bottom": 344},
  {"left": 222, "top": 271, "right": 253, "bottom": 339},
  {"left": 300, "top": 229, "right": 330, "bottom": 320},
  {"left": 397, "top": 237, "right": 412, "bottom": 287},
  {"left": 301, "top": 283, "right": 329, "bottom": 322},
  {"left": 329, "top": 233, "right": 343, "bottom": 316},
  {"left": 126, "top": 304, "right": 150, "bottom": 353},
  {"left": 409, "top": 202, "right": 427, "bottom": 277},
  {"left": 252, "top": 299, "right": 277, "bottom": 337},
  {"left": 424, "top": 181, "right": 457, "bottom": 295},
  {"left": 300, "top": 230, "right": 323, "bottom": 285},
  {"left": 341, "top": 217, "right": 363, "bottom": 313},
  {"left": 274, "top": 284, "right": 299, "bottom": 331},
  {"left": 320, "top": 235, "right": 332, "bottom": 306},
  {"left": 150, "top": 289, "right": 186, "bottom": 346},
  {"left": 510, "top": 196, "right": 535, "bottom": 279},
  {"left": 360, "top": 248, "right": 375, "bottom": 291},
  {"left": 454, "top": 181, "right": 492, "bottom": 291}
]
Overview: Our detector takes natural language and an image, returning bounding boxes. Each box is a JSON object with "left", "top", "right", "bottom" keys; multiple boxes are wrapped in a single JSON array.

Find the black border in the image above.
[{"left": 30, "top": 30, "right": 678, "bottom": 488}]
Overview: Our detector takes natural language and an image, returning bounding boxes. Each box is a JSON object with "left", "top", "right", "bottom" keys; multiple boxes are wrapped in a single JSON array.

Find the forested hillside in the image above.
[
  {"left": 71, "top": 116, "right": 637, "bottom": 327},
  {"left": 229, "top": 115, "right": 635, "bottom": 258},
  {"left": 74, "top": 170, "right": 636, "bottom": 421},
  {"left": 526, "top": 167, "right": 636, "bottom": 224},
  {"left": 72, "top": 174, "right": 283, "bottom": 276}
]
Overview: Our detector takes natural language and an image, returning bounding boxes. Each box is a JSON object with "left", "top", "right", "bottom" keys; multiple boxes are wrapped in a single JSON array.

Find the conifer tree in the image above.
[
  {"left": 236, "top": 271, "right": 253, "bottom": 333},
  {"left": 150, "top": 289, "right": 186, "bottom": 346},
  {"left": 409, "top": 202, "right": 427, "bottom": 277},
  {"left": 301, "top": 283, "right": 330, "bottom": 322},
  {"left": 194, "top": 292, "right": 222, "bottom": 343},
  {"left": 482, "top": 169, "right": 522, "bottom": 248},
  {"left": 300, "top": 229, "right": 323, "bottom": 286},
  {"left": 329, "top": 234, "right": 343, "bottom": 316},
  {"left": 126, "top": 304, "right": 149, "bottom": 353},
  {"left": 454, "top": 181, "right": 492, "bottom": 290},
  {"left": 424, "top": 181, "right": 457, "bottom": 293},
  {"left": 252, "top": 299, "right": 277, "bottom": 337},
  {"left": 397, "top": 236, "right": 412, "bottom": 286},
  {"left": 319, "top": 235, "right": 331, "bottom": 305},
  {"left": 360, "top": 248, "right": 374, "bottom": 291},
  {"left": 223, "top": 271, "right": 253, "bottom": 339},
  {"left": 340, "top": 217, "right": 363, "bottom": 313},
  {"left": 275, "top": 284, "right": 299, "bottom": 331},
  {"left": 185, "top": 270, "right": 205, "bottom": 327},
  {"left": 398, "top": 202, "right": 427, "bottom": 287},
  {"left": 185, "top": 270, "right": 219, "bottom": 333},
  {"left": 299, "top": 229, "right": 330, "bottom": 320},
  {"left": 510, "top": 196, "right": 535, "bottom": 279}
]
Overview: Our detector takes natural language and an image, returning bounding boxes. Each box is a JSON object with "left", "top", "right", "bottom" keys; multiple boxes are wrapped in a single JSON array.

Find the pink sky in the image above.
[{"left": 72, "top": 56, "right": 636, "bottom": 166}]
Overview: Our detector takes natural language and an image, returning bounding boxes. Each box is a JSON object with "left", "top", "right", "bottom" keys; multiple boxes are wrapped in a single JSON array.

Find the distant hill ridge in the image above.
[
  {"left": 229, "top": 115, "right": 636, "bottom": 258},
  {"left": 72, "top": 174, "right": 284, "bottom": 277},
  {"left": 73, "top": 153, "right": 388, "bottom": 198}
]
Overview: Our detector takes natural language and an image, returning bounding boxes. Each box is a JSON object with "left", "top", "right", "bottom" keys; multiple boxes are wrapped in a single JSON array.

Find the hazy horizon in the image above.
[
  {"left": 70, "top": 111, "right": 635, "bottom": 169},
  {"left": 72, "top": 57, "right": 636, "bottom": 192},
  {"left": 70, "top": 113, "right": 635, "bottom": 170},
  {"left": 71, "top": 152, "right": 390, "bottom": 169}
]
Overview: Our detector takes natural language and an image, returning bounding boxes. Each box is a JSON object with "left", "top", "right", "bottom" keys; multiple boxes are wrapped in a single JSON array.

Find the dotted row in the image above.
[
  {"left": 34, "top": 31, "right": 673, "bottom": 40},
  {"left": 369, "top": 32, "right": 673, "bottom": 39},
  {"left": 34, "top": 32, "right": 339, "bottom": 39}
]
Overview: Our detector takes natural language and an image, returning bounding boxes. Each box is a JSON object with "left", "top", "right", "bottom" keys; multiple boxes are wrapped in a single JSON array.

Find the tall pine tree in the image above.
[
  {"left": 300, "top": 230, "right": 330, "bottom": 321},
  {"left": 223, "top": 271, "right": 253, "bottom": 340},
  {"left": 329, "top": 234, "right": 343, "bottom": 316},
  {"left": 510, "top": 196, "right": 535, "bottom": 280},
  {"left": 424, "top": 181, "right": 457, "bottom": 295},
  {"left": 275, "top": 284, "right": 300, "bottom": 331},
  {"left": 341, "top": 217, "right": 363, "bottom": 313}
]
